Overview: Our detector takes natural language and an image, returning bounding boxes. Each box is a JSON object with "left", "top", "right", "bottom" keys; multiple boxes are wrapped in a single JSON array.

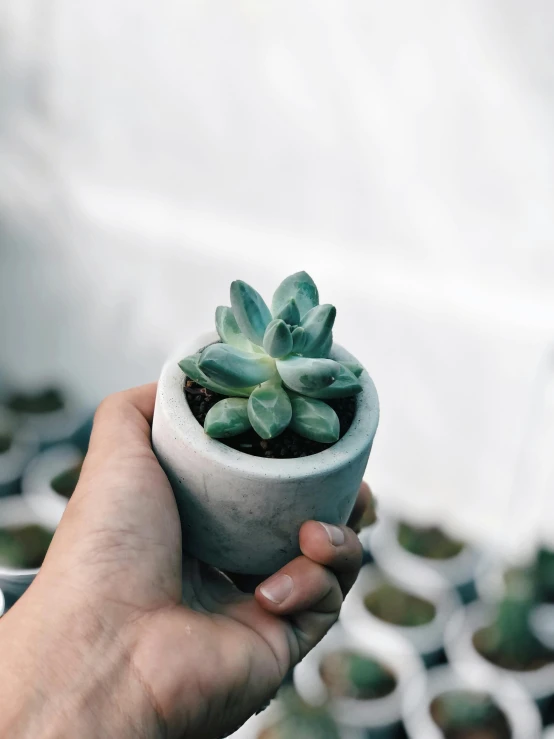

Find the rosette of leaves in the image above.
[{"left": 179, "top": 272, "right": 364, "bottom": 443}]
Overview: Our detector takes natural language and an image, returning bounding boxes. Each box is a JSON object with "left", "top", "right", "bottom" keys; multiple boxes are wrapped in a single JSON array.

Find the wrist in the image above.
[{"left": 0, "top": 589, "right": 166, "bottom": 739}]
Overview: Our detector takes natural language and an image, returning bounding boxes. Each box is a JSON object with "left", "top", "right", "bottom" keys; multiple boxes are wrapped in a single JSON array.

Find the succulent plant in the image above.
[
  {"left": 397, "top": 522, "right": 464, "bottom": 560},
  {"left": 431, "top": 690, "right": 499, "bottom": 730},
  {"left": 179, "top": 272, "right": 364, "bottom": 442},
  {"left": 320, "top": 649, "right": 396, "bottom": 700},
  {"left": 258, "top": 687, "right": 340, "bottom": 739},
  {"left": 533, "top": 547, "right": 554, "bottom": 603}
]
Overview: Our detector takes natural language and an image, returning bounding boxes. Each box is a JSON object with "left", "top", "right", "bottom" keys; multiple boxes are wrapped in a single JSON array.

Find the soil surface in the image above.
[
  {"left": 184, "top": 379, "right": 355, "bottom": 458},
  {"left": 364, "top": 583, "right": 436, "bottom": 627},
  {"left": 473, "top": 628, "right": 554, "bottom": 672},
  {"left": 397, "top": 522, "right": 464, "bottom": 560},
  {"left": 430, "top": 691, "right": 511, "bottom": 739}
]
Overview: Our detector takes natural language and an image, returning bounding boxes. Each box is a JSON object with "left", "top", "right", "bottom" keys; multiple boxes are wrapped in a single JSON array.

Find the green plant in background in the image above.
[
  {"left": 51, "top": 463, "right": 83, "bottom": 500},
  {"left": 0, "top": 525, "right": 53, "bottom": 569},
  {"left": 474, "top": 568, "right": 554, "bottom": 670},
  {"left": 533, "top": 547, "right": 554, "bottom": 604},
  {"left": 364, "top": 582, "right": 436, "bottom": 627},
  {"left": 179, "top": 272, "right": 364, "bottom": 442},
  {"left": 258, "top": 688, "right": 340, "bottom": 739},
  {"left": 7, "top": 387, "right": 65, "bottom": 414},
  {"left": 0, "top": 432, "right": 12, "bottom": 454},
  {"left": 319, "top": 650, "right": 396, "bottom": 701},
  {"left": 397, "top": 522, "right": 464, "bottom": 560},
  {"left": 431, "top": 690, "right": 507, "bottom": 735}
]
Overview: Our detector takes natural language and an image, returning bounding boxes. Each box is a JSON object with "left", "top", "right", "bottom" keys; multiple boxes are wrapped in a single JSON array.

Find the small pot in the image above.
[
  {"left": 341, "top": 563, "right": 459, "bottom": 667},
  {"left": 294, "top": 622, "right": 423, "bottom": 738},
  {"left": 5, "top": 384, "right": 92, "bottom": 452},
  {"left": 369, "top": 512, "right": 479, "bottom": 604},
  {"left": 0, "top": 408, "right": 39, "bottom": 497},
  {"left": 152, "top": 332, "right": 380, "bottom": 575},
  {"left": 22, "top": 444, "right": 84, "bottom": 529},
  {"left": 444, "top": 602, "right": 554, "bottom": 714},
  {"left": 402, "top": 663, "right": 542, "bottom": 739},
  {"left": 0, "top": 496, "right": 56, "bottom": 606}
]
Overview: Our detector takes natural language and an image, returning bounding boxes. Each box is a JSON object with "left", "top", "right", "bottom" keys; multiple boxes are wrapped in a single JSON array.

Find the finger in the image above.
[
  {"left": 299, "top": 521, "right": 362, "bottom": 596},
  {"left": 347, "top": 481, "right": 373, "bottom": 532}
]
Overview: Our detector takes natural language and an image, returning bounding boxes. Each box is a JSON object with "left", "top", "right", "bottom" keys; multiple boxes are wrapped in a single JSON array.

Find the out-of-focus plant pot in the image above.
[
  {"left": 152, "top": 332, "right": 380, "bottom": 575},
  {"left": 0, "top": 496, "right": 55, "bottom": 607},
  {"left": 341, "top": 563, "right": 459, "bottom": 667},
  {"left": 369, "top": 511, "right": 479, "bottom": 604},
  {"left": 5, "top": 384, "right": 93, "bottom": 453},
  {"left": 0, "top": 408, "right": 38, "bottom": 497},
  {"left": 22, "top": 444, "right": 83, "bottom": 529},
  {"left": 402, "top": 662, "right": 542, "bottom": 739},
  {"left": 0, "top": 587, "right": 5, "bottom": 617},
  {"left": 444, "top": 602, "right": 554, "bottom": 716},
  {"left": 294, "top": 623, "right": 422, "bottom": 738}
]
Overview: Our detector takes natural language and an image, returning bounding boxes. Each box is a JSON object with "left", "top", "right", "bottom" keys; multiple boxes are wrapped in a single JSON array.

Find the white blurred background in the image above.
[{"left": 1, "top": 0, "right": 554, "bottom": 559}]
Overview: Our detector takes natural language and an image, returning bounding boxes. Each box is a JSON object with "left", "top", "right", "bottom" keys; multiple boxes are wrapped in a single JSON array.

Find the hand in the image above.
[{"left": 0, "top": 384, "right": 370, "bottom": 739}]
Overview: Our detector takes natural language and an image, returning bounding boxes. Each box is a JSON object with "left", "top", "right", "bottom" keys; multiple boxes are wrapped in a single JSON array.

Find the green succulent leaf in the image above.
[
  {"left": 215, "top": 306, "right": 253, "bottom": 351},
  {"left": 291, "top": 326, "right": 307, "bottom": 353},
  {"left": 300, "top": 304, "right": 336, "bottom": 356},
  {"left": 272, "top": 271, "right": 319, "bottom": 320},
  {"left": 302, "top": 363, "right": 362, "bottom": 399},
  {"left": 274, "top": 297, "right": 301, "bottom": 326},
  {"left": 342, "top": 361, "right": 364, "bottom": 378},
  {"left": 230, "top": 280, "right": 272, "bottom": 346},
  {"left": 247, "top": 382, "right": 292, "bottom": 439},
  {"left": 178, "top": 354, "right": 253, "bottom": 397},
  {"left": 276, "top": 356, "right": 340, "bottom": 394},
  {"left": 289, "top": 396, "right": 340, "bottom": 443},
  {"left": 263, "top": 319, "right": 293, "bottom": 358},
  {"left": 199, "top": 344, "right": 276, "bottom": 388},
  {"left": 204, "top": 398, "right": 252, "bottom": 438}
]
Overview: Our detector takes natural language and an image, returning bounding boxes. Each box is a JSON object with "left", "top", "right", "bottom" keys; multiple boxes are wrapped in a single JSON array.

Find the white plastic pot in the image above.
[
  {"left": 0, "top": 496, "right": 56, "bottom": 605},
  {"left": 22, "top": 444, "right": 84, "bottom": 529},
  {"left": 444, "top": 602, "right": 554, "bottom": 712},
  {"left": 368, "top": 511, "right": 479, "bottom": 604},
  {"left": 0, "top": 408, "right": 38, "bottom": 497},
  {"left": 294, "top": 622, "right": 423, "bottom": 738},
  {"left": 152, "top": 332, "right": 380, "bottom": 575},
  {"left": 402, "top": 663, "right": 542, "bottom": 739},
  {"left": 340, "top": 563, "right": 459, "bottom": 666}
]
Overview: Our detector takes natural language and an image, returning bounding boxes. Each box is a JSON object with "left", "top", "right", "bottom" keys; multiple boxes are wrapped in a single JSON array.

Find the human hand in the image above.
[{"left": 0, "top": 384, "right": 370, "bottom": 739}]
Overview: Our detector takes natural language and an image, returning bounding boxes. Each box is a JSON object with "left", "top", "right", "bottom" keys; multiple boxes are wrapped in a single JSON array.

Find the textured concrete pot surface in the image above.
[{"left": 153, "top": 332, "right": 379, "bottom": 574}]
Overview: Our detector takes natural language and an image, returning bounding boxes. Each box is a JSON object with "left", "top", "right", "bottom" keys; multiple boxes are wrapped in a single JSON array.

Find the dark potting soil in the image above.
[
  {"left": 430, "top": 691, "right": 511, "bottom": 739},
  {"left": 0, "top": 433, "right": 12, "bottom": 454},
  {"left": 472, "top": 628, "right": 554, "bottom": 672},
  {"left": 184, "top": 379, "right": 356, "bottom": 458},
  {"left": 51, "top": 463, "right": 83, "bottom": 499},
  {"left": 397, "top": 522, "right": 465, "bottom": 560},
  {"left": 364, "top": 583, "right": 437, "bottom": 627},
  {"left": 8, "top": 388, "right": 65, "bottom": 414}
]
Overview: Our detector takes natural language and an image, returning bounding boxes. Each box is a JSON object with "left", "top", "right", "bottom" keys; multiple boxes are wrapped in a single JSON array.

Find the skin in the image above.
[{"left": 0, "top": 384, "right": 371, "bottom": 739}]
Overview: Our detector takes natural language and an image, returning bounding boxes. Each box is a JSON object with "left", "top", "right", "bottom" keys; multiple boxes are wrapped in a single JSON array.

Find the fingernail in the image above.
[
  {"left": 259, "top": 574, "right": 294, "bottom": 604},
  {"left": 319, "top": 522, "right": 345, "bottom": 546}
]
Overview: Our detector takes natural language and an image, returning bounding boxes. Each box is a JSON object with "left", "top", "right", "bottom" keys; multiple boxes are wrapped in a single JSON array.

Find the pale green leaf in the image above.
[
  {"left": 199, "top": 344, "right": 276, "bottom": 388},
  {"left": 178, "top": 354, "right": 253, "bottom": 397},
  {"left": 273, "top": 297, "right": 300, "bottom": 326},
  {"left": 276, "top": 356, "right": 339, "bottom": 393},
  {"left": 247, "top": 382, "right": 292, "bottom": 439},
  {"left": 302, "top": 363, "right": 362, "bottom": 399},
  {"left": 263, "top": 319, "right": 293, "bottom": 358},
  {"left": 204, "top": 398, "right": 252, "bottom": 438},
  {"left": 215, "top": 306, "right": 253, "bottom": 351},
  {"left": 304, "top": 330, "right": 333, "bottom": 358},
  {"left": 230, "top": 280, "right": 272, "bottom": 345},
  {"left": 300, "top": 304, "right": 336, "bottom": 356},
  {"left": 271, "top": 271, "right": 319, "bottom": 319},
  {"left": 289, "top": 396, "right": 340, "bottom": 443},
  {"left": 291, "top": 326, "right": 307, "bottom": 353},
  {"left": 342, "top": 361, "right": 364, "bottom": 378}
]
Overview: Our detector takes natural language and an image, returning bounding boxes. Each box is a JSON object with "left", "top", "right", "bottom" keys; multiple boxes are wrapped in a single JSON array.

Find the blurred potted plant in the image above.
[
  {"left": 341, "top": 563, "right": 459, "bottom": 666},
  {"left": 402, "top": 663, "right": 542, "bottom": 739},
  {"left": 369, "top": 511, "right": 479, "bottom": 604},
  {"left": 445, "top": 568, "right": 554, "bottom": 716},
  {"left": 0, "top": 496, "right": 55, "bottom": 606},
  {"left": 0, "top": 407, "right": 38, "bottom": 497},
  {"left": 294, "top": 624, "right": 422, "bottom": 738},
  {"left": 153, "top": 272, "right": 380, "bottom": 575},
  {"left": 5, "top": 383, "right": 92, "bottom": 452},
  {"left": 22, "top": 444, "right": 83, "bottom": 529}
]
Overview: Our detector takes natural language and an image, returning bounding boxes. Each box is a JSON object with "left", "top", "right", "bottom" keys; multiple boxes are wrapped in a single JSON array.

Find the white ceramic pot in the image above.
[
  {"left": 152, "top": 332, "right": 380, "bottom": 575},
  {"left": 22, "top": 444, "right": 84, "bottom": 529},
  {"left": 444, "top": 602, "right": 554, "bottom": 711},
  {"left": 340, "top": 563, "right": 460, "bottom": 666},
  {"left": 402, "top": 663, "right": 542, "bottom": 739},
  {"left": 0, "top": 408, "right": 39, "bottom": 497},
  {"left": 294, "top": 622, "right": 423, "bottom": 738},
  {"left": 0, "top": 496, "right": 56, "bottom": 605},
  {"left": 369, "top": 512, "right": 480, "bottom": 604}
]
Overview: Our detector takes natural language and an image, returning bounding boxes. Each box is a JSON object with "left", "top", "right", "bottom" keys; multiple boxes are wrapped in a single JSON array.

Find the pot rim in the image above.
[
  {"left": 402, "top": 663, "right": 542, "bottom": 739},
  {"left": 155, "top": 331, "right": 379, "bottom": 481}
]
